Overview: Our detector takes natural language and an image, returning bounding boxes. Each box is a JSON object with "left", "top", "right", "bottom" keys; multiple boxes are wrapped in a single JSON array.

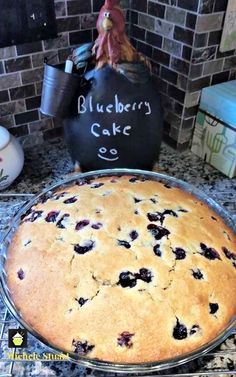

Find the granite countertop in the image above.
[{"left": 0, "top": 138, "right": 235, "bottom": 377}]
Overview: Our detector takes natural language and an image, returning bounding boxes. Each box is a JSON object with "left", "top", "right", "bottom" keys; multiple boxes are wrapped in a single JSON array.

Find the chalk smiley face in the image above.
[{"left": 98, "top": 147, "right": 119, "bottom": 161}]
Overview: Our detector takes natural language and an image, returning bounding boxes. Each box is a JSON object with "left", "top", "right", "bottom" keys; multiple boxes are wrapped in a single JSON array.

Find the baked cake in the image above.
[{"left": 5, "top": 175, "right": 236, "bottom": 363}]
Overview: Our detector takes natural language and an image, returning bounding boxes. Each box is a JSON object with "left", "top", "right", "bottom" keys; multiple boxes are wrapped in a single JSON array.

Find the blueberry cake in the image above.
[{"left": 6, "top": 175, "right": 236, "bottom": 363}]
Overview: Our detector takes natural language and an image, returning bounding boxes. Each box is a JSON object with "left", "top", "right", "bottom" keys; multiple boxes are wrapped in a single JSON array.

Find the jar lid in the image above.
[{"left": 0, "top": 126, "right": 10, "bottom": 150}]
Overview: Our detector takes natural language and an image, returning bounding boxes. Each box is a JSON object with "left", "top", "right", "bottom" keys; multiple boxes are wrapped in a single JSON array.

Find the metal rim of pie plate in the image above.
[{"left": 0, "top": 168, "right": 235, "bottom": 374}]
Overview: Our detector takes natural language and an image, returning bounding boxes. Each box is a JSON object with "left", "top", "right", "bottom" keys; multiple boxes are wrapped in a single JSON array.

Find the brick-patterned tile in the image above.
[
  {"left": 178, "top": 0, "right": 199, "bottom": 12},
  {"left": 208, "top": 30, "right": 222, "bottom": 46},
  {"left": 16, "top": 41, "right": 43, "bottom": 56},
  {"left": 55, "top": 1, "right": 66, "bottom": 17},
  {"left": 5, "top": 57, "right": 32, "bottom": 73},
  {"left": 137, "top": 41, "right": 153, "bottom": 58},
  {"left": 212, "top": 70, "right": 230, "bottom": 85},
  {"left": 192, "top": 46, "right": 216, "bottom": 63},
  {"left": 10, "top": 125, "right": 29, "bottom": 137},
  {"left": 146, "top": 31, "right": 162, "bottom": 48},
  {"left": 182, "top": 45, "right": 192, "bottom": 61},
  {"left": 161, "top": 66, "right": 178, "bottom": 84},
  {"left": 68, "top": 0, "right": 91, "bottom": 15},
  {"left": 44, "top": 34, "right": 68, "bottom": 51},
  {"left": 69, "top": 30, "right": 93, "bottom": 45},
  {"left": 10, "top": 84, "right": 35, "bottom": 101},
  {"left": 0, "top": 73, "right": 21, "bottom": 90},
  {"left": 21, "top": 68, "right": 44, "bottom": 85},
  {"left": 196, "top": 13, "right": 224, "bottom": 32},
  {"left": 185, "top": 13, "right": 197, "bottom": 29},
  {"left": 194, "top": 33, "right": 208, "bottom": 48},
  {"left": 153, "top": 48, "right": 170, "bottom": 66},
  {"left": 188, "top": 75, "right": 211, "bottom": 92},
  {"left": 0, "top": 90, "right": 9, "bottom": 104},
  {"left": 189, "top": 63, "right": 204, "bottom": 79},
  {"left": 81, "top": 14, "right": 97, "bottom": 29},
  {"left": 15, "top": 110, "right": 39, "bottom": 125},
  {"left": 57, "top": 17, "right": 80, "bottom": 33},
  {"left": 26, "top": 96, "right": 41, "bottom": 111},
  {"left": 163, "top": 38, "right": 182, "bottom": 57},
  {"left": 130, "top": 10, "right": 138, "bottom": 24},
  {"left": 148, "top": 2, "right": 165, "bottom": 19},
  {"left": 203, "top": 59, "right": 224, "bottom": 75},
  {"left": 155, "top": 19, "right": 174, "bottom": 38},
  {"left": 132, "top": 0, "right": 147, "bottom": 13},
  {"left": 171, "top": 57, "right": 190, "bottom": 75},
  {"left": 214, "top": 0, "right": 228, "bottom": 12},
  {"left": 139, "top": 13, "right": 155, "bottom": 31},
  {"left": 174, "top": 26, "right": 194, "bottom": 46},
  {"left": 168, "top": 84, "right": 185, "bottom": 103},
  {"left": 199, "top": 0, "right": 215, "bottom": 14},
  {"left": 166, "top": 6, "right": 186, "bottom": 25}
]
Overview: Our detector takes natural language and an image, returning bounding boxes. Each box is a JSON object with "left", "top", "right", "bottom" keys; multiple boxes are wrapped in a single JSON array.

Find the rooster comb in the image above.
[{"left": 104, "top": 0, "right": 119, "bottom": 8}]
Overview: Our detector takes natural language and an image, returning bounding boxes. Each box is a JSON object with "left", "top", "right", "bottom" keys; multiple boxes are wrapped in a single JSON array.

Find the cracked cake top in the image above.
[{"left": 5, "top": 175, "right": 236, "bottom": 363}]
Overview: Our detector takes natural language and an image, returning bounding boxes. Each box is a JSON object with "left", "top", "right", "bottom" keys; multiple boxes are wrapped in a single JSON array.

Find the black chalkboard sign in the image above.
[
  {"left": 64, "top": 66, "right": 163, "bottom": 172},
  {"left": 0, "top": 0, "right": 57, "bottom": 48}
]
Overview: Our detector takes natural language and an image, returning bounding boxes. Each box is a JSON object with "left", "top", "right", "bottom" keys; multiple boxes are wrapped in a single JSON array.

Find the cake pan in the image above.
[{"left": 0, "top": 169, "right": 235, "bottom": 373}]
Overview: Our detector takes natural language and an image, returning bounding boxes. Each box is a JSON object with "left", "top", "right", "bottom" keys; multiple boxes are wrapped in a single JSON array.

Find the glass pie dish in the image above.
[{"left": 0, "top": 169, "right": 235, "bottom": 374}]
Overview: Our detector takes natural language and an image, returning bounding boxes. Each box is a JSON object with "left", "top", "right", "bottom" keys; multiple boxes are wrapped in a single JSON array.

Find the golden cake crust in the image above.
[{"left": 5, "top": 175, "right": 236, "bottom": 363}]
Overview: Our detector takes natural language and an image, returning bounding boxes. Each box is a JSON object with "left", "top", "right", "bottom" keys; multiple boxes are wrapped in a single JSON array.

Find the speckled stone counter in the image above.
[{"left": 0, "top": 138, "right": 235, "bottom": 377}]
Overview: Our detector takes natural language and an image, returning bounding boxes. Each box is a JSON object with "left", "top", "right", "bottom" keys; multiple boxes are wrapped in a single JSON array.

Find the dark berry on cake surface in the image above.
[
  {"left": 39, "top": 191, "right": 53, "bottom": 204},
  {"left": 147, "top": 224, "right": 170, "bottom": 240},
  {"left": 173, "top": 318, "right": 188, "bottom": 340},
  {"left": 56, "top": 214, "right": 70, "bottom": 229},
  {"left": 118, "top": 272, "right": 137, "bottom": 288},
  {"left": 17, "top": 269, "right": 25, "bottom": 280},
  {"left": 45, "top": 211, "right": 60, "bottom": 223},
  {"left": 91, "top": 223, "right": 103, "bottom": 230},
  {"left": 117, "top": 332, "right": 134, "bottom": 348},
  {"left": 76, "top": 178, "right": 91, "bottom": 186},
  {"left": 178, "top": 208, "right": 188, "bottom": 213},
  {"left": 53, "top": 192, "right": 68, "bottom": 200},
  {"left": 137, "top": 268, "right": 153, "bottom": 283},
  {"left": 190, "top": 325, "right": 200, "bottom": 335},
  {"left": 147, "top": 212, "right": 160, "bottom": 222},
  {"left": 75, "top": 220, "right": 90, "bottom": 231},
  {"left": 153, "top": 244, "right": 162, "bottom": 257},
  {"left": 200, "top": 243, "right": 221, "bottom": 260},
  {"left": 74, "top": 241, "right": 95, "bottom": 254},
  {"left": 209, "top": 303, "right": 219, "bottom": 314},
  {"left": 26, "top": 210, "right": 43, "bottom": 223},
  {"left": 192, "top": 269, "right": 204, "bottom": 280},
  {"left": 64, "top": 197, "right": 78, "bottom": 204},
  {"left": 134, "top": 197, "right": 142, "bottom": 203},
  {"left": 118, "top": 240, "right": 131, "bottom": 249},
  {"left": 173, "top": 248, "right": 186, "bottom": 260},
  {"left": 129, "top": 177, "right": 138, "bottom": 183},
  {"left": 134, "top": 210, "right": 139, "bottom": 215},
  {"left": 76, "top": 297, "right": 89, "bottom": 307},
  {"left": 222, "top": 247, "right": 236, "bottom": 260},
  {"left": 211, "top": 216, "right": 217, "bottom": 221},
  {"left": 72, "top": 340, "right": 95, "bottom": 355},
  {"left": 130, "top": 230, "right": 139, "bottom": 241},
  {"left": 91, "top": 183, "right": 104, "bottom": 189}
]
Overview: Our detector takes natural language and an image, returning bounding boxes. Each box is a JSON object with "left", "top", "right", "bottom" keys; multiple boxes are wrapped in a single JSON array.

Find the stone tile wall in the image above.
[
  {"left": 130, "top": 0, "right": 236, "bottom": 149},
  {"left": 0, "top": 0, "right": 235, "bottom": 149},
  {"left": 0, "top": 0, "right": 129, "bottom": 147}
]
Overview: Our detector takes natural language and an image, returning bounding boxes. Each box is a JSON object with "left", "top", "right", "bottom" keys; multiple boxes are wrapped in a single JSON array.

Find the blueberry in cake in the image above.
[{"left": 6, "top": 175, "right": 236, "bottom": 363}]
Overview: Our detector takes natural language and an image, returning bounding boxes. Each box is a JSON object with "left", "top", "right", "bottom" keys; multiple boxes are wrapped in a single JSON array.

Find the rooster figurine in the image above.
[{"left": 64, "top": 0, "right": 163, "bottom": 171}]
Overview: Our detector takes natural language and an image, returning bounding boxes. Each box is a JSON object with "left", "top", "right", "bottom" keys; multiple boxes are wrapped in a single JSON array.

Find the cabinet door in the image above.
[{"left": 0, "top": 0, "right": 57, "bottom": 48}]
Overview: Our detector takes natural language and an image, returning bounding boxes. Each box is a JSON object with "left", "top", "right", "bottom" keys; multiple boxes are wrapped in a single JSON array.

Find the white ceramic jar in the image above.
[{"left": 0, "top": 126, "right": 24, "bottom": 190}]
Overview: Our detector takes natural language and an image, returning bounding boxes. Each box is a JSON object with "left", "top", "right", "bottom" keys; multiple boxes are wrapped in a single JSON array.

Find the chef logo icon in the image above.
[{"left": 8, "top": 329, "right": 28, "bottom": 348}]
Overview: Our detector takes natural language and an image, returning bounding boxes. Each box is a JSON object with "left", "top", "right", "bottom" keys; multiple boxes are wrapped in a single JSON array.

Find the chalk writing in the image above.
[
  {"left": 98, "top": 147, "right": 119, "bottom": 161},
  {"left": 91, "top": 123, "right": 131, "bottom": 138},
  {"left": 78, "top": 94, "right": 152, "bottom": 115}
]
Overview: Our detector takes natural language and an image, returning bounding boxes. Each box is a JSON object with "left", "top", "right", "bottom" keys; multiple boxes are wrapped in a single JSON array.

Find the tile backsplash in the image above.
[{"left": 0, "top": 0, "right": 235, "bottom": 150}]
